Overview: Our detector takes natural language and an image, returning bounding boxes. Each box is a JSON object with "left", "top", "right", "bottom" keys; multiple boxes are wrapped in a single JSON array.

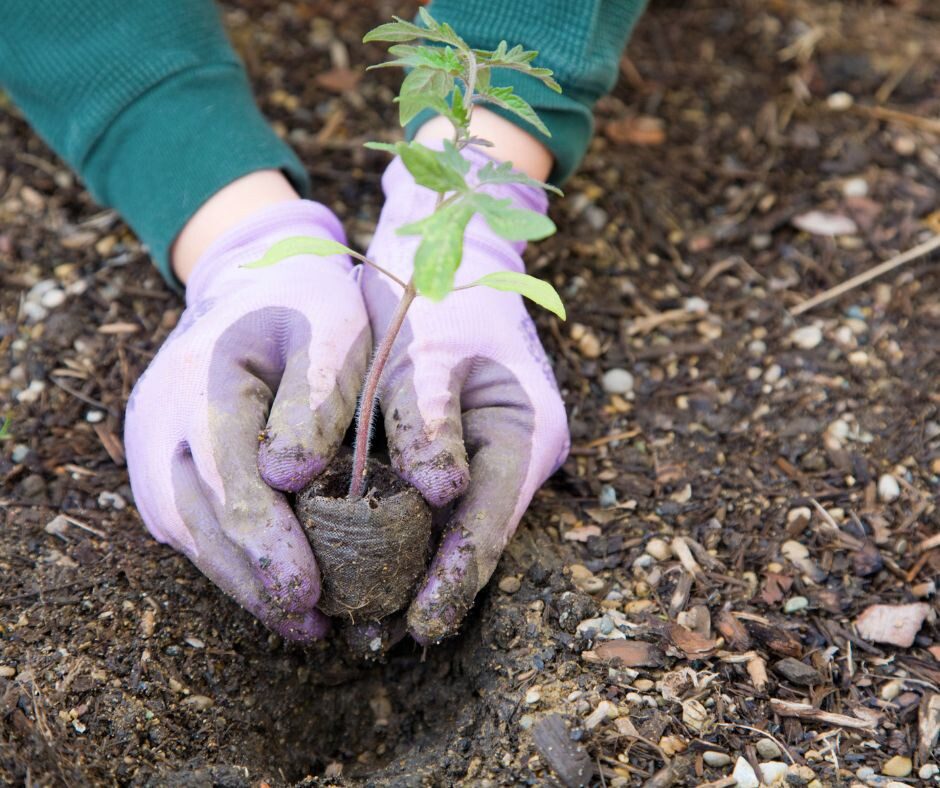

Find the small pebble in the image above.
[
  {"left": 784, "top": 596, "right": 809, "bottom": 613},
  {"left": 583, "top": 700, "right": 616, "bottom": 729},
  {"left": 781, "top": 540, "right": 809, "bottom": 561},
  {"left": 645, "top": 537, "right": 672, "bottom": 561},
  {"left": 498, "top": 576, "right": 521, "bottom": 594},
  {"left": 601, "top": 368, "right": 634, "bottom": 395},
  {"left": 826, "top": 91, "right": 854, "bottom": 110},
  {"left": 16, "top": 380, "right": 46, "bottom": 404},
  {"left": 11, "top": 444, "right": 29, "bottom": 463},
  {"left": 842, "top": 177, "right": 868, "bottom": 197},
  {"left": 519, "top": 714, "right": 535, "bottom": 731},
  {"left": 877, "top": 474, "right": 900, "bottom": 503},
  {"left": 40, "top": 288, "right": 66, "bottom": 309},
  {"left": 181, "top": 695, "right": 214, "bottom": 711},
  {"left": 882, "top": 756, "right": 912, "bottom": 778},
  {"left": 97, "top": 491, "right": 127, "bottom": 510},
  {"left": 759, "top": 761, "right": 788, "bottom": 785},
  {"left": 86, "top": 410, "right": 105, "bottom": 424},
  {"left": 703, "top": 751, "right": 732, "bottom": 767},
  {"left": 880, "top": 679, "right": 903, "bottom": 701},
  {"left": 790, "top": 325, "right": 823, "bottom": 349},
  {"left": 756, "top": 739, "right": 782, "bottom": 759},
  {"left": 524, "top": 687, "right": 541, "bottom": 705},
  {"left": 598, "top": 484, "right": 618, "bottom": 508},
  {"left": 0, "top": 665, "right": 16, "bottom": 678},
  {"left": 764, "top": 364, "right": 783, "bottom": 384},
  {"left": 733, "top": 756, "right": 760, "bottom": 788},
  {"left": 22, "top": 301, "right": 48, "bottom": 322},
  {"left": 184, "top": 637, "right": 205, "bottom": 649},
  {"left": 786, "top": 764, "right": 816, "bottom": 786},
  {"left": 919, "top": 764, "right": 939, "bottom": 780}
]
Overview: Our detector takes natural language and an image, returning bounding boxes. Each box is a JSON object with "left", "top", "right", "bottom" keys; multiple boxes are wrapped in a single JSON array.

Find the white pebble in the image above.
[
  {"left": 601, "top": 368, "right": 634, "bottom": 395},
  {"left": 826, "top": 91, "right": 854, "bottom": 110},
  {"left": 842, "top": 177, "right": 868, "bottom": 198},
  {"left": 759, "top": 761, "right": 789, "bottom": 785},
  {"left": 26, "top": 279, "right": 57, "bottom": 303},
  {"left": 919, "top": 764, "right": 939, "bottom": 780},
  {"left": 684, "top": 296, "right": 709, "bottom": 314},
  {"left": 733, "top": 756, "right": 760, "bottom": 788},
  {"left": 703, "top": 751, "right": 732, "bottom": 767},
  {"left": 97, "top": 491, "right": 127, "bottom": 511},
  {"left": 22, "top": 301, "right": 48, "bottom": 323},
  {"left": 645, "top": 537, "right": 672, "bottom": 562},
  {"left": 40, "top": 288, "right": 66, "bottom": 309},
  {"left": 764, "top": 364, "right": 783, "bottom": 384},
  {"left": 756, "top": 739, "right": 782, "bottom": 759},
  {"left": 790, "top": 325, "right": 823, "bottom": 349},
  {"left": 11, "top": 444, "right": 29, "bottom": 463},
  {"left": 86, "top": 410, "right": 105, "bottom": 424},
  {"left": 877, "top": 474, "right": 900, "bottom": 503},
  {"left": 16, "top": 380, "right": 46, "bottom": 404},
  {"left": 784, "top": 596, "right": 809, "bottom": 613}
]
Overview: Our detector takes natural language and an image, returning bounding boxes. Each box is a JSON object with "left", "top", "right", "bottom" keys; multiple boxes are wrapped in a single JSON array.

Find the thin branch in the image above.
[
  {"left": 715, "top": 722, "right": 795, "bottom": 764},
  {"left": 790, "top": 233, "right": 940, "bottom": 316}
]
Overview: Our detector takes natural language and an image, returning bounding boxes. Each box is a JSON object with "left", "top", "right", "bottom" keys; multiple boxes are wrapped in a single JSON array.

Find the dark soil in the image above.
[
  {"left": 296, "top": 452, "right": 432, "bottom": 624},
  {"left": 2, "top": 1, "right": 939, "bottom": 786}
]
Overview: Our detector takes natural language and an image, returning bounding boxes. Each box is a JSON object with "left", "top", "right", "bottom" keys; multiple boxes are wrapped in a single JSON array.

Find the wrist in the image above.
[{"left": 171, "top": 170, "right": 301, "bottom": 284}]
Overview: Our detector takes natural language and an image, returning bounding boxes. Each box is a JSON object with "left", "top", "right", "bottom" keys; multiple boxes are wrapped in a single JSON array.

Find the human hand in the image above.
[
  {"left": 362, "top": 149, "right": 570, "bottom": 643},
  {"left": 125, "top": 201, "right": 371, "bottom": 641}
]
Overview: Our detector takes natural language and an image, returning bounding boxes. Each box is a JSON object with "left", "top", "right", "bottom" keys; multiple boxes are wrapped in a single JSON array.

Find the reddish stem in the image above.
[{"left": 348, "top": 281, "right": 417, "bottom": 499}]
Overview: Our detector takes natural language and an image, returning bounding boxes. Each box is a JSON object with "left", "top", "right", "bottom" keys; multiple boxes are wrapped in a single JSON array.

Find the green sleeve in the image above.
[
  {"left": 0, "top": 1, "right": 310, "bottom": 284},
  {"left": 412, "top": 0, "right": 648, "bottom": 184}
]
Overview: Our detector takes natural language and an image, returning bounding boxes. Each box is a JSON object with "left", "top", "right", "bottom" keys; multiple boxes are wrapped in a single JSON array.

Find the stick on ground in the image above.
[{"left": 790, "top": 233, "right": 940, "bottom": 316}]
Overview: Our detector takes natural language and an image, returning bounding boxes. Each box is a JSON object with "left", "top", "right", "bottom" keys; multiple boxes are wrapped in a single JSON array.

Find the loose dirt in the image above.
[{"left": 2, "top": 0, "right": 938, "bottom": 785}]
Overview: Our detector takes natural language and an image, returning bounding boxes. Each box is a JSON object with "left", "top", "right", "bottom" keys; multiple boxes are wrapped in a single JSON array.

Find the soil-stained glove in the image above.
[
  {"left": 125, "top": 201, "right": 371, "bottom": 641},
  {"left": 362, "top": 150, "right": 570, "bottom": 643}
]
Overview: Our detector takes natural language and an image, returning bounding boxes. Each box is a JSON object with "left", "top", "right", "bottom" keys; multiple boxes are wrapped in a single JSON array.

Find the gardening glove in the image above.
[
  {"left": 125, "top": 201, "right": 371, "bottom": 642},
  {"left": 362, "top": 149, "right": 570, "bottom": 643}
]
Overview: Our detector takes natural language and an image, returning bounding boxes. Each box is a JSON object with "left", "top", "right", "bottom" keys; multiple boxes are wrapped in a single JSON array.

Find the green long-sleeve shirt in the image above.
[{"left": 0, "top": 1, "right": 645, "bottom": 282}]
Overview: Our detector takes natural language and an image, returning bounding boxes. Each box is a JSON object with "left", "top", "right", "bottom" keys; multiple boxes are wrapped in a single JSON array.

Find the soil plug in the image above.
[{"left": 247, "top": 10, "right": 566, "bottom": 624}]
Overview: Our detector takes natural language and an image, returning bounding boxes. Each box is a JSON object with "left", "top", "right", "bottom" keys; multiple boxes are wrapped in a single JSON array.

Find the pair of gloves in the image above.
[{"left": 123, "top": 151, "right": 570, "bottom": 644}]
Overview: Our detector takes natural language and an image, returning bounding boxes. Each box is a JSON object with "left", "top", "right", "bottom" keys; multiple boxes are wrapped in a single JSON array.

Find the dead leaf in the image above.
[
  {"left": 760, "top": 572, "right": 794, "bottom": 605},
  {"left": 605, "top": 115, "right": 665, "bottom": 146},
  {"left": 315, "top": 68, "right": 362, "bottom": 93},
  {"left": 855, "top": 602, "right": 930, "bottom": 648},
  {"left": 716, "top": 611, "right": 752, "bottom": 651},
  {"left": 665, "top": 622, "right": 720, "bottom": 658}
]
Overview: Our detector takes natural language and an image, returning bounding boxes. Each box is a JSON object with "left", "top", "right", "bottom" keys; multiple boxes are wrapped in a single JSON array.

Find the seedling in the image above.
[{"left": 250, "top": 9, "right": 565, "bottom": 500}]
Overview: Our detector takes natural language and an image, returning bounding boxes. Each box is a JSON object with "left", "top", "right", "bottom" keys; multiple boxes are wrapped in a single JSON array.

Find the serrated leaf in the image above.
[
  {"left": 474, "top": 42, "right": 562, "bottom": 93},
  {"left": 363, "top": 15, "right": 460, "bottom": 47},
  {"left": 477, "top": 159, "right": 564, "bottom": 197},
  {"left": 440, "top": 140, "right": 470, "bottom": 176},
  {"left": 397, "top": 92, "right": 451, "bottom": 126},
  {"left": 476, "top": 86, "right": 551, "bottom": 137},
  {"left": 470, "top": 193, "right": 556, "bottom": 241},
  {"left": 468, "top": 271, "right": 566, "bottom": 319},
  {"left": 398, "top": 141, "right": 470, "bottom": 193},
  {"left": 398, "top": 199, "right": 476, "bottom": 300},
  {"left": 369, "top": 44, "right": 463, "bottom": 74},
  {"left": 401, "top": 67, "right": 454, "bottom": 99},
  {"left": 243, "top": 236, "right": 356, "bottom": 269}
]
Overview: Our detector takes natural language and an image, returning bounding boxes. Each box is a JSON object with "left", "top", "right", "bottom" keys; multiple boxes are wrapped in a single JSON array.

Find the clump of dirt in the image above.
[{"left": 296, "top": 451, "right": 432, "bottom": 622}]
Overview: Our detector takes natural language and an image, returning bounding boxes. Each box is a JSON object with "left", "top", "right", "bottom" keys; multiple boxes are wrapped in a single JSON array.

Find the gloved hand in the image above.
[
  {"left": 125, "top": 201, "right": 371, "bottom": 641},
  {"left": 362, "top": 149, "right": 570, "bottom": 643}
]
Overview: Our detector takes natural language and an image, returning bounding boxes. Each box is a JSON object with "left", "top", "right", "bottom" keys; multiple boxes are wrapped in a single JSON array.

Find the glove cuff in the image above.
[{"left": 186, "top": 200, "right": 349, "bottom": 305}]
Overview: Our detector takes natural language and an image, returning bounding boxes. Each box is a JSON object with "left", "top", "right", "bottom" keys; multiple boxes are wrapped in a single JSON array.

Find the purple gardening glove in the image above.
[
  {"left": 362, "top": 149, "right": 570, "bottom": 643},
  {"left": 125, "top": 201, "right": 371, "bottom": 641}
]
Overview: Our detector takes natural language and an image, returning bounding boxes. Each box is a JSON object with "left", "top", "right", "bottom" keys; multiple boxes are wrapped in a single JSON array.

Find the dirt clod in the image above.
[{"left": 296, "top": 452, "right": 432, "bottom": 622}]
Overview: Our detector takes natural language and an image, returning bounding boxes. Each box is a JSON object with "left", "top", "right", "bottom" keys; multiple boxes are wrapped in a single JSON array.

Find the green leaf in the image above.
[
  {"left": 369, "top": 44, "right": 463, "bottom": 74},
  {"left": 469, "top": 193, "right": 557, "bottom": 241},
  {"left": 398, "top": 141, "right": 469, "bottom": 193},
  {"left": 440, "top": 139, "right": 470, "bottom": 177},
  {"left": 398, "top": 199, "right": 476, "bottom": 300},
  {"left": 468, "top": 271, "right": 566, "bottom": 319},
  {"left": 364, "top": 141, "right": 400, "bottom": 153},
  {"left": 363, "top": 14, "right": 461, "bottom": 47},
  {"left": 244, "top": 236, "right": 358, "bottom": 269},
  {"left": 474, "top": 42, "right": 562, "bottom": 93},
  {"left": 0, "top": 414, "right": 11, "bottom": 440},
  {"left": 475, "top": 86, "right": 551, "bottom": 137},
  {"left": 477, "top": 159, "right": 563, "bottom": 197},
  {"left": 396, "top": 67, "right": 454, "bottom": 125}
]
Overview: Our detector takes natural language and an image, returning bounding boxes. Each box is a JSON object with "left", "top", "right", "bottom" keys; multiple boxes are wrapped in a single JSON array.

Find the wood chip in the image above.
[
  {"left": 93, "top": 423, "right": 126, "bottom": 466},
  {"left": 315, "top": 67, "right": 362, "bottom": 93},
  {"left": 587, "top": 640, "right": 666, "bottom": 668},
  {"left": 532, "top": 713, "right": 594, "bottom": 788},
  {"left": 744, "top": 620, "right": 803, "bottom": 658},
  {"left": 919, "top": 694, "right": 940, "bottom": 761},
  {"left": 664, "top": 622, "right": 720, "bottom": 659},
  {"left": 769, "top": 699, "right": 876, "bottom": 730},
  {"left": 855, "top": 603, "right": 930, "bottom": 648},
  {"left": 97, "top": 322, "right": 139, "bottom": 334},
  {"left": 716, "top": 611, "right": 752, "bottom": 651}
]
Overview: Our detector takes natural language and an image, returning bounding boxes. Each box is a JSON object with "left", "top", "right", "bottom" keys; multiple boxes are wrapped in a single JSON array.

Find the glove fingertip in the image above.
[
  {"left": 394, "top": 450, "right": 471, "bottom": 508},
  {"left": 272, "top": 608, "right": 331, "bottom": 643},
  {"left": 257, "top": 443, "right": 328, "bottom": 493}
]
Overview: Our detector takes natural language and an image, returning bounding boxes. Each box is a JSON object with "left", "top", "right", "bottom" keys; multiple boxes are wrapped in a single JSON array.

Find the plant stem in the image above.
[{"left": 348, "top": 280, "right": 418, "bottom": 499}]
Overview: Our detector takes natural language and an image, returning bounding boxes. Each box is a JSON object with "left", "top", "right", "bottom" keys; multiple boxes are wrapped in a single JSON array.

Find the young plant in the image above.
[{"left": 249, "top": 9, "right": 565, "bottom": 499}]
